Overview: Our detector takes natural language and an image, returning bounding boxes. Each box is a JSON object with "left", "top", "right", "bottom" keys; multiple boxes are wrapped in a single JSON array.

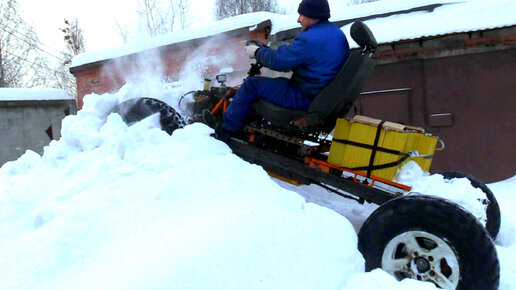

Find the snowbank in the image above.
[
  {"left": 0, "top": 84, "right": 368, "bottom": 289},
  {"left": 1, "top": 79, "right": 515, "bottom": 288},
  {"left": 488, "top": 176, "right": 516, "bottom": 289}
]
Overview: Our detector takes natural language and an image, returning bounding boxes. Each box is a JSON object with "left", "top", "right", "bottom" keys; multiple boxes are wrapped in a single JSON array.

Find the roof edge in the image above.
[{"left": 70, "top": 20, "right": 272, "bottom": 74}]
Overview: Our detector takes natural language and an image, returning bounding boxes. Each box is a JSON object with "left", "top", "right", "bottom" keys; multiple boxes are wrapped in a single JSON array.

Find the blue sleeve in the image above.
[{"left": 256, "top": 34, "right": 311, "bottom": 72}]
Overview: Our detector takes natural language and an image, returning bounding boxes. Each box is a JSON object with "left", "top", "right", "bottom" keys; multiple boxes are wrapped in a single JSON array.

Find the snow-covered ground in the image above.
[{"left": 1, "top": 80, "right": 515, "bottom": 289}]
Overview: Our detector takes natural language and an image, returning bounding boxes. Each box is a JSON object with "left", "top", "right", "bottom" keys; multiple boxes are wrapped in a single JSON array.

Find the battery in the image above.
[{"left": 328, "top": 116, "right": 438, "bottom": 181}]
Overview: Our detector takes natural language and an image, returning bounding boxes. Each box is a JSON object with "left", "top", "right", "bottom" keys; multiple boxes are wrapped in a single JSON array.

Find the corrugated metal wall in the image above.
[{"left": 358, "top": 48, "right": 516, "bottom": 182}]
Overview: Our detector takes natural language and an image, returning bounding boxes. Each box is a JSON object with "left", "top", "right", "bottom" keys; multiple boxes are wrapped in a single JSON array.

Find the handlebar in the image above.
[
  {"left": 245, "top": 40, "right": 267, "bottom": 77},
  {"left": 246, "top": 39, "right": 267, "bottom": 48}
]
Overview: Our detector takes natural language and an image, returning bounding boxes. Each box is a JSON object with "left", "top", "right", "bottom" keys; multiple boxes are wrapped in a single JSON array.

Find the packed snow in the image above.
[
  {"left": 0, "top": 88, "right": 73, "bottom": 101},
  {"left": 1, "top": 79, "right": 515, "bottom": 289},
  {"left": 394, "top": 161, "right": 488, "bottom": 227}
]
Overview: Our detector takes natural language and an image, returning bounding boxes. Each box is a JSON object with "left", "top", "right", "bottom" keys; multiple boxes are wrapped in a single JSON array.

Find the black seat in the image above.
[{"left": 252, "top": 21, "right": 377, "bottom": 133}]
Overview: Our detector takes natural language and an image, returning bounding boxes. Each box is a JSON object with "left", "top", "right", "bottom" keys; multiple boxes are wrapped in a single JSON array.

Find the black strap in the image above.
[
  {"left": 351, "top": 154, "right": 411, "bottom": 172},
  {"left": 332, "top": 138, "right": 406, "bottom": 156},
  {"left": 366, "top": 121, "right": 385, "bottom": 177}
]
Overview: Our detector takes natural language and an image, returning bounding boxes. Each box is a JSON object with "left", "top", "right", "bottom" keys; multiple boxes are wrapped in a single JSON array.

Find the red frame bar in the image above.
[{"left": 305, "top": 157, "right": 412, "bottom": 191}]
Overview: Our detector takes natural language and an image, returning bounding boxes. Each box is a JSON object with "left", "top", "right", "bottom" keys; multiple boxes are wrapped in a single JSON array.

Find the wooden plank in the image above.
[{"left": 351, "top": 115, "right": 425, "bottom": 133}]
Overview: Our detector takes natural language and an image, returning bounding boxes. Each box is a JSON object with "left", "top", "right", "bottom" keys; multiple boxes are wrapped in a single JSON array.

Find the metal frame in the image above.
[{"left": 228, "top": 139, "right": 403, "bottom": 205}]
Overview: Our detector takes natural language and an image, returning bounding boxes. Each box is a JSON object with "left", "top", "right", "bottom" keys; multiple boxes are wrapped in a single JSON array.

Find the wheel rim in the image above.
[{"left": 381, "top": 230, "right": 460, "bottom": 289}]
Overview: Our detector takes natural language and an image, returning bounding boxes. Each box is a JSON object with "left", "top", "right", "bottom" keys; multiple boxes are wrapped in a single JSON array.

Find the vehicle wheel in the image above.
[
  {"left": 438, "top": 171, "right": 500, "bottom": 239},
  {"left": 115, "top": 97, "right": 186, "bottom": 134},
  {"left": 358, "top": 195, "right": 499, "bottom": 289}
]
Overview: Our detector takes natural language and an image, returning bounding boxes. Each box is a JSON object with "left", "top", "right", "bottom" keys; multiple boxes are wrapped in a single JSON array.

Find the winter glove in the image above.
[{"left": 245, "top": 44, "right": 260, "bottom": 59}]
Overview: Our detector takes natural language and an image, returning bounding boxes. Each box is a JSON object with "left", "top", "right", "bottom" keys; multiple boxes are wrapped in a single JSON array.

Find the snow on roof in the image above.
[
  {"left": 70, "top": 0, "right": 516, "bottom": 69},
  {"left": 337, "top": 0, "right": 516, "bottom": 47},
  {"left": 70, "top": 12, "right": 295, "bottom": 69},
  {"left": 0, "top": 88, "right": 74, "bottom": 102}
]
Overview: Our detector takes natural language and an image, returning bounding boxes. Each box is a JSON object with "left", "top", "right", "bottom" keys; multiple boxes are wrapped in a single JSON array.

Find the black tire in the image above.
[
  {"left": 438, "top": 171, "right": 501, "bottom": 239},
  {"left": 358, "top": 195, "right": 499, "bottom": 289},
  {"left": 115, "top": 98, "right": 186, "bottom": 135}
]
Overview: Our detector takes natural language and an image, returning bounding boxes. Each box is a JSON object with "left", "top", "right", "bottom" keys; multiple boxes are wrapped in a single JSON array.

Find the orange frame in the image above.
[{"left": 305, "top": 157, "right": 412, "bottom": 192}]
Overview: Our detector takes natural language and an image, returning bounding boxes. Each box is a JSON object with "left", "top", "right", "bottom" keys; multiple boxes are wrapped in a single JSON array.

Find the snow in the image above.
[
  {"left": 394, "top": 161, "right": 488, "bottom": 226},
  {"left": 344, "top": 268, "right": 437, "bottom": 289},
  {"left": 70, "top": 0, "right": 516, "bottom": 68},
  {"left": 488, "top": 176, "right": 516, "bottom": 290},
  {"left": 4, "top": 0, "right": 515, "bottom": 287},
  {"left": 340, "top": 0, "right": 516, "bottom": 47},
  {"left": 0, "top": 84, "right": 367, "bottom": 289},
  {"left": 490, "top": 176, "right": 516, "bottom": 247},
  {"left": 0, "top": 88, "right": 74, "bottom": 101},
  {"left": 283, "top": 172, "right": 516, "bottom": 290},
  {"left": 1, "top": 77, "right": 516, "bottom": 289}
]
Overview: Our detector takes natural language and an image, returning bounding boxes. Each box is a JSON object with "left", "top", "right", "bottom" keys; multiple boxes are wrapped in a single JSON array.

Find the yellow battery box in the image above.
[{"left": 328, "top": 115, "right": 439, "bottom": 181}]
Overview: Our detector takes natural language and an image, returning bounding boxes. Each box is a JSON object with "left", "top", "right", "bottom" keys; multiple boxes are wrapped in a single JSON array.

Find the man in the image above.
[{"left": 212, "top": 0, "right": 350, "bottom": 141}]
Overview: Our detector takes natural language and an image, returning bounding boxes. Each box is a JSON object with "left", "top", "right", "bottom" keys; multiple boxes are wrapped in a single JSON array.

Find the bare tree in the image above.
[
  {"left": 137, "top": 0, "right": 176, "bottom": 37},
  {"left": 176, "top": 0, "right": 191, "bottom": 30},
  {"left": 116, "top": 20, "right": 130, "bottom": 44},
  {"left": 57, "top": 18, "right": 86, "bottom": 96},
  {"left": 0, "top": 0, "right": 54, "bottom": 88},
  {"left": 215, "top": 0, "right": 282, "bottom": 20},
  {"left": 117, "top": 0, "right": 191, "bottom": 43},
  {"left": 62, "top": 18, "right": 85, "bottom": 57},
  {"left": 349, "top": 0, "right": 380, "bottom": 5}
]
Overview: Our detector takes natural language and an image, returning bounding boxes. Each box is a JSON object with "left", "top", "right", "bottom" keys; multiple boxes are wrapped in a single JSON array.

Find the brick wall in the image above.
[{"left": 71, "top": 28, "right": 268, "bottom": 109}]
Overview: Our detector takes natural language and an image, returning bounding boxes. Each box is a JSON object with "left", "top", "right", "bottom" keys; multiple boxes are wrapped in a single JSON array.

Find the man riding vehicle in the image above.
[{"left": 205, "top": 0, "right": 350, "bottom": 142}]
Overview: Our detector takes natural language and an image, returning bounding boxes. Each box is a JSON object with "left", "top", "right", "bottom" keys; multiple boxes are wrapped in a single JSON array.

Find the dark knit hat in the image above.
[{"left": 297, "top": 0, "right": 330, "bottom": 20}]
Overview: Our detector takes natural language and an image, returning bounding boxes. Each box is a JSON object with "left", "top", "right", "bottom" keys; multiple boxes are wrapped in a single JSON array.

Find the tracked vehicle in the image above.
[{"left": 115, "top": 22, "right": 500, "bottom": 289}]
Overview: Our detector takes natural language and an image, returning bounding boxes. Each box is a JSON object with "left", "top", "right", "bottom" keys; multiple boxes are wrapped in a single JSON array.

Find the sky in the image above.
[
  {"left": 15, "top": 0, "right": 516, "bottom": 70},
  {"left": 16, "top": 0, "right": 361, "bottom": 61},
  {"left": 16, "top": 0, "right": 303, "bottom": 55},
  {"left": 17, "top": 0, "right": 142, "bottom": 53}
]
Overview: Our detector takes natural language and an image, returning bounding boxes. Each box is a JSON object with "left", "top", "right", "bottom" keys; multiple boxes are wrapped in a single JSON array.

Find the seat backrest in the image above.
[{"left": 306, "top": 21, "right": 377, "bottom": 133}]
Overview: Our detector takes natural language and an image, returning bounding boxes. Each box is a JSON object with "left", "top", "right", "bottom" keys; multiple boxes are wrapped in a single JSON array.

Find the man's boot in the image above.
[
  {"left": 202, "top": 109, "right": 218, "bottom": 129},
  {"left": 214, "top": 127, "right": 232, "bottom": 143}
]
